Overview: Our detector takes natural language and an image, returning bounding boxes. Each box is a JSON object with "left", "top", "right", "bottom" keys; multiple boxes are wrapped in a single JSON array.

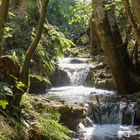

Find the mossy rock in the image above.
[
  {"left": 0, "top": 55, "right": 21, "bottom": 85},
  {"left": 30, "top": 95, "right": 87, "bottom": 130},
  {"left": 29, "top": 75, "right": 51, "bottom": 94},
  {"left": 95, "top": 79, "right": 115, "bottom": 90},
  {"left": 58, "top": 104, "right": 87, "bottom": 130}
]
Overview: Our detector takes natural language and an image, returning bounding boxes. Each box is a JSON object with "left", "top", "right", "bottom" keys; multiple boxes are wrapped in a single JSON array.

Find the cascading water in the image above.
[
  {"left": 46, "top": 57, "right": 138, "bottom": 140},
  {"left": 58, "top": 58, "right": 92, "bottom": 86}
]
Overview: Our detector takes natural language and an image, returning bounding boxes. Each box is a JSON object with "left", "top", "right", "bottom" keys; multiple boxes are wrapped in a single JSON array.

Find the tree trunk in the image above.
[
  {"left": 0, "top": 0, "right": 10, "bottom": 57},
  {"left": 131, "top": 0, "right": 140, "bottom": 27},
  {"left": 107, "top": 1, "right": 131, "bottom": 67},
  {"left": 90, "top": 12, "right": 101, "bottom": 54},
  {"left": 90, "top": 14, "right": 101, "bottom": 49},
  {"left": 10, "top": 0, "right": 22, "bottom": 9},
  {"left": 14, "top": 0, "right": 49, "bottom": 106},
  {"left": 125, "top": 0, "right": 140, "bottom": 49},
  {"left": 93, "top": 0, "right": 136, "bottom": 94},
  {"left": 10, "top": 0, "right": 27, "bottom": 19}
]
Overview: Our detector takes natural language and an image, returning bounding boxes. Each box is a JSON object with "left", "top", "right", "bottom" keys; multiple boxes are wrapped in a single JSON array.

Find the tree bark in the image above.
[
  {"left": 90, "top": 3, "right": 101, "bottom": 55},
  {"left": 21, "top": 0, "right": 49, "bottom": 84},
  {"left": 93, "top": 0, "right": 136, "bottom": 94},
  {"left": 131, "top": 0, "right": 140, "bottom": 27},
  {"left": 90, "top": 12, "right": 101, "bottom": 53},
  {"left": 10, "top": 0, "right": 22, "bottom": 9},
  {"left": 0, "top": 0, "right": 10, "bottom": 57},
  {"left": 107, "top": 1, "right": 131, "bottom": 67},
  {"left": 125, "top": 0, "right": 140, "bottom": 49},
  {"left": 14, "top": 0, "right": 49, "bottom": 106}
]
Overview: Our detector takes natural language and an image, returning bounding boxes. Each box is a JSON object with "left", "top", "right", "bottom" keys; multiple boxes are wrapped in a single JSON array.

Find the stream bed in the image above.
[{"left": 45, "top": 57, "right": 140, "bottom": 140}]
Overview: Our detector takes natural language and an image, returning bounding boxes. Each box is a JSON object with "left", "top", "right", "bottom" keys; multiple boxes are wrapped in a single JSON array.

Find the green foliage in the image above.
[
  {"left": 46, "top": 25, "right": 74, "bottom": 57},
  {"left": 0, "top": 130, "right": 8, "bottom": 140},
  {"left": 42, "top": 106, "right": 61, "bottom": 121},
  {"left": 66, "top": 0, "right": 92, "bottom": 26},
  {"left": 0, "top": 82, "right": 13, "bottom": 96},
  {"left": 16, "top": 81, "right": 26, "bottom": 93},
  {"left": 21, "top": 93, "right": 33, "bottom": 110},
  {"left": 48, "top": 0, "right": 71, "bottom": 28},
  {"left": 35, "top": 24, "right": 74, "bottom": 75},
  {"left": 0, "top": 82, "right": 11, "bottom": 109},
  {"left": 0, "top": 100, "right": 8, "bottom": 109},
  {"left": 109, "top": 0, "right": 130, "bottom": 36},
  {"left": 77, "top": 34, "right": 90, "bottom": 45},
  {"left": 3, "top": 2, "right": 75, "bottom": 78},
  {"left": 48, "top": 0, "right": 92, "bottom": 39},
  {"left": 6, "top": 48, "right": 25, "bottom": 65},
  {"left": 4, "top": 26, "right": 12, "bottom": 39},
  {"left": 4, "top": 10, "right": 33, "bottom": 51},
  {"left": 21, "top": 94, "right": 74, "bottom": 140},
  {"left": 36, "top": 116, "right": 73, "bottom": 140}
]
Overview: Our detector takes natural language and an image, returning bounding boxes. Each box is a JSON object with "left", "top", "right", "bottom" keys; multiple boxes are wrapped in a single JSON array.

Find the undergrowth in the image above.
[{"left": 0, "top": 93, "right": 74, "bottom": 140}]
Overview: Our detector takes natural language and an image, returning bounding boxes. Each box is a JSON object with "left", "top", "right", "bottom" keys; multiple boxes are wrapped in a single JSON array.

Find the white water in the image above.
[
  {"left": 47, "top": 86, "right": 115, "bottom": 103},
  {"left": 58, "top": 58, "right": 94, "bottom": 86},
  {"left": 75, "top": 124, "right": 137, "bottom": 140},
  {"left": 46, "top": 57, "right": 138, "bottom": 140}
]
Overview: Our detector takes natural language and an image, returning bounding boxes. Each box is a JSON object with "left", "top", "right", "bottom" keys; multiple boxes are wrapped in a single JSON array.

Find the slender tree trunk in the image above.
[
  {"left": 0, "top": 0, "right": 10, "bottom": 57},
  {"left": 93, "top": 0, "right": 136, "bottom": 94},
  {"left": 10, "top": 0, "right": 22, "bottom": 9},
  {"left": 10, "top": 0, "right": 27, "bottom": 19},
  {"left": 131, "top": 0, "right": 140, "bottom": 27},
  {"left": 125, "top": 0, "right": 140, "bottom": 49},
  {"left": 90, "top": 12, "right": 101, "bottom": 54},
  {"left": 107, "top": 2, "right": 131, "bottom": 67},
  {"left": 21, "top": 0, "right": 49, "bottom": 84},
  {"left": 14, "top": 0, "right": 49, "bottom": 106}
]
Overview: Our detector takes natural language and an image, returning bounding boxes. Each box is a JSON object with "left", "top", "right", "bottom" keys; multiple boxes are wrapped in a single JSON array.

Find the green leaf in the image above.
[
  {"left": 16, "top": 81, "right": 25, "bottom": 92},
  {"left": 0, "top": 100, "right": 8, "bottom": 109}
]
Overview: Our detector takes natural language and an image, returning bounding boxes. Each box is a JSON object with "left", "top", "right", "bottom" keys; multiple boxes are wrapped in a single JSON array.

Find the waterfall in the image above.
[
  {"left": 67, "top": 68, "right": 90, "bottom": 86},
  {"left": 57, "top": 57, "right": 93, "bottom": 86},
  {"left": 46, "top": 57, "right": 138, "bottom": 140}
]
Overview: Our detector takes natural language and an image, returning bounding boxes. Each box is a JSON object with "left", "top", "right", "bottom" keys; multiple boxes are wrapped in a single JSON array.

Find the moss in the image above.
[
  {"left": 0, "top": 55, "right": 21, "bottom": 85},
  {"left": 0, "top": 93, "right": 74, "bottom": 140},
  {"left": 20, "top": 93, "right": 33, "bottom": 110},
  {"left": 35, "top": 116, "right": 73, "bottom": 140},
  {"left": 95, "top": 79, "right": 115, "bottom": 90}
]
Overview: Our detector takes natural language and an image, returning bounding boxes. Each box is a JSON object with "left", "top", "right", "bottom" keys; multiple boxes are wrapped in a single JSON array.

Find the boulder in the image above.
[
  {"left": 58, "top": 103, "right": 87, "bottom": 130},
  {"left": 29, "top": 75, "right": 51, "bottom": 94},
  {"left": 95, "top": 79, "right": 115, "bottom": 90},
  {"left": 30, "top": 95, "right": 87, "bottom": 130},
  {"left": 50, "top": 67, "right": 71, "bottom": 86},
  {"left": 70, "top": 58, "right": 87, "bottom": 64},
  {"left": 0, "top": 55, "right": 21, "bottom": 86}
]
